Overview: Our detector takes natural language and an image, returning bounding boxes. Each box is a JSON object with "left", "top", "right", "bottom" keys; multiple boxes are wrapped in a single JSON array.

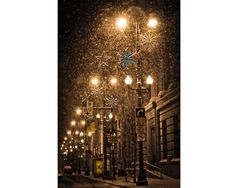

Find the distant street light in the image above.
[
  {"left": 96, "top": 113, "right": 101, "bottom": 119},
  {"left": 108, "top": 112, "right": 113, "bottom": 119},
  {"left": 76, "top": 108, "right": 82, "bottom": 116},
  {"left": 81, "top": 120, "right": 86, "bottom": 126},
  {"left": 70, "top": 120, "right": 76, "bottom": 126},
  {"left": 110, "top": 77, "right": 117, "bottom": 85},
  {"left": 91, "top": 77, "right": 99, "bottom": 86}
]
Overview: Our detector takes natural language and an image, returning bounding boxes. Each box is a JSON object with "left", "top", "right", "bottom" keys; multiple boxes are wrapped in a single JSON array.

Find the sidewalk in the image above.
[{"left": 81, "top": 174, "right": 180, "bottom": 188}]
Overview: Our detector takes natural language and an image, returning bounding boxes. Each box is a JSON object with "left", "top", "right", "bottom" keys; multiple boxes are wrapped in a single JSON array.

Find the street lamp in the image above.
[
  {"left": 116, "top": 17, "right": 127, "bottom": 30},
  {"left": 147, "top": 18, "right": 158, "bottom": 28},
  {"left": 91, "top": 77, "right": 99, "bottom": 86},
  {"left": 80, "top": 131, "right": 84, "bottom": 137},
  {"left": 110, "top": 77, "right": 118, "bottom": 85},
  {"left": 70, "top": 120, "right": 76, "bottom": 126},
  {"left": 124, "top": 75, "right": 133, "bottom": 85},
  {"left": 95, "top": 110, "right": 113, "bottom": 179},
  {"left": 117, "top": 15, "right": 157, "bottom": 186},
  {"left": 146, "top": 75, "right": 153, "bottom": 85},
  {"left": 96, "top": 113, "right": 101, "bottom": 119},
  {"left": 81, "top": 120, "right": 86, "bottom": 126},
  {"left": 76, "top": 108, "right": 82, "bottom": 116},
  {"left": 108, "top": 112, "right": 113, "bottom": 119}
]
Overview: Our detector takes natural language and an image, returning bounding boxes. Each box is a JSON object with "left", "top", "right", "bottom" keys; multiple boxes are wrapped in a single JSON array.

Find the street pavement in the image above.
[
  {"left": 58, "top": 174, "right": 119, "bottom": 188},
  {"left": 82, "top": 174, "right": 180, "bottom": 188},
  {"left": 58, "top": 173, "right": 180, "bottom": 188}
]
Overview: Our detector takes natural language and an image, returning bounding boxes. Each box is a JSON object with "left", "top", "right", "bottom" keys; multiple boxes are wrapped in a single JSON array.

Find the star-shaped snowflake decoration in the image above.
[
  {"left": 105, "top": 95, "right": 118, "bottom": 107},
  {"left": 95, "top": 53, "right": 112, "bottom": 69},
  {"left": 119, "top": 51, "right": 136, "bottom": 68},
  {"left": 90, "top": 86, "right": 104, "bottom": 96},
  {"left": 140, "top": 32, "right": 159, "bottom": 52},
  {"left": 80, "top": 92, "right": 91, "bottom": 106}
]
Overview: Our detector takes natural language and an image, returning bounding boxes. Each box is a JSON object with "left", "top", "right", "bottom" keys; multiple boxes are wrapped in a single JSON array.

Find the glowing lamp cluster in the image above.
[
  {"left": 124, "top": 75, "right": 153, "bottom": 85},
  {"left": 116, "top": 17, "right": 158, "bottom": 30},
  {"left": 91, "top": 77, "right": 117, "bottom": 86}
]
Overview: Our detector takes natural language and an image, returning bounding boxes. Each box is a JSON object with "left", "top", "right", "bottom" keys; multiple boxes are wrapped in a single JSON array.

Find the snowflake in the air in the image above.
[
  {"left": 120, "top": 51, "right": 136, "bottom": 68},
  {"left": 105, "top": 95, "right": 118, "bottom": 107},
  {"left": 140, "top": 32, "right": 158, "bottom": 52}
]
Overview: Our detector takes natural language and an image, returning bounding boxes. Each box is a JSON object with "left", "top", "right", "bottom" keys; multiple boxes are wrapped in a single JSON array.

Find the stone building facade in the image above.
[{"left": 145, "top": 83, "right": 180, "bottom": 179}]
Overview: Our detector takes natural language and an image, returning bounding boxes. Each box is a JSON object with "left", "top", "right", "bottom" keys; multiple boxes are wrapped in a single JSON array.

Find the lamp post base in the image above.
[
  {"left": 136, "top": 179, "right": 148, "bottom": 186},
  {"left": 84, "top": 168, "right": 90, "bottom": 176},
  {"left": 102, "top": 171, "right": 112, "bottom": 180}
]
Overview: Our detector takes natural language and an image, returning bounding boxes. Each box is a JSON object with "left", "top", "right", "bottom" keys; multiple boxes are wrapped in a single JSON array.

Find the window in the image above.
[
  {"left": 160, "top": 120, "right": 167, "bottom": 159},
  {"left": 173, "top": 115, "right": 180, "bottom": 158}
]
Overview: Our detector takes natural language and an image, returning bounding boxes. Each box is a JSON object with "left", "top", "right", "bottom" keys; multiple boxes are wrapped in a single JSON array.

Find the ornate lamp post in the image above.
[
  {"left": 109, "top": 112, "right": 117, "bottom": 181},
  {"left": 74, "top": 107, "right": 93, "bottom": 176},
  {"left": 95, "top": 110, "right": 113, "bottom": 179},
  {"left": 91, "top": 76, "right": 118, "bottom": 179},
  {"left": 116, "top": 16, "right": 157, "bottom": 186}
]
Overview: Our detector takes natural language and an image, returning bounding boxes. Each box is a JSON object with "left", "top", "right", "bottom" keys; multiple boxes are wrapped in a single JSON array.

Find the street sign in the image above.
[
  {"left": 136, "top": 126, "right": 146, "bottom": 134},
  {"left": 137, "top": 133, "right": 145, "bottom": 141},
  {"left": 136, "top": 108, "right": 146, "bottom": 141},
  {"left": 136, "top": 117, "right": 146, "bottom": 126},
  {"left": 136, "top": 108, "right": 145, "bottom": 117}
]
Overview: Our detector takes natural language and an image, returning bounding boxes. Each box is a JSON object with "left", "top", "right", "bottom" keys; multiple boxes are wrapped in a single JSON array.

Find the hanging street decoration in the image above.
[
  {"left": 105, "top": 95, "right": 118, "bottom": 107},
  {"left": 120, "top": 50, "right": 137, "bottom": 68}
]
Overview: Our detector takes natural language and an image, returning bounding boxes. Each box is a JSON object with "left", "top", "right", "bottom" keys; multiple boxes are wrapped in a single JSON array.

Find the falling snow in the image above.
[{"left": 59, "top": 1, "right": 180, "bottom": 138}]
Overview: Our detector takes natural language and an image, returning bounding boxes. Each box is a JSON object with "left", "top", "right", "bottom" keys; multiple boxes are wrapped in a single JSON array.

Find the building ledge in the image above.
[{"left": 159, "top": 158, "right": 180, "bottom": 165}]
